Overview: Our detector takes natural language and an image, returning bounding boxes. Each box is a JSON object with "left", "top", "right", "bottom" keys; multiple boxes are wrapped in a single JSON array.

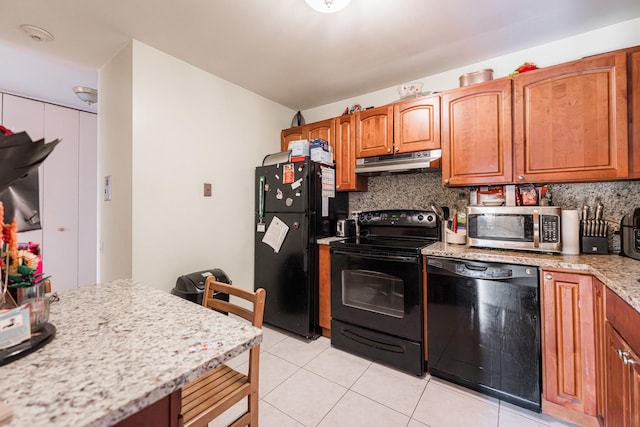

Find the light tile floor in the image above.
[{"left": 210, "top": 325, "right": 580, "bottom": 427}]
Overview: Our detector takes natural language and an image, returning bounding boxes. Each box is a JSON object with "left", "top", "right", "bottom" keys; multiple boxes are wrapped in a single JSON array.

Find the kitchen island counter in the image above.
[
  {"left": 0, "top": 279, "right": 262, "bottom": 427},
  {"left": 422, "top": 242, "right": 640, "bottom": 313}
]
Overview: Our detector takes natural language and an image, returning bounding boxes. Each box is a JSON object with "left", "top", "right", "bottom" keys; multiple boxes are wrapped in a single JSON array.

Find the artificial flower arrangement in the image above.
[
  {"left": 0, "top": 125, "right": 57, "bottom": 307},
  {"left": 0, "top": 202, "right": 49, "bottom": 307}
]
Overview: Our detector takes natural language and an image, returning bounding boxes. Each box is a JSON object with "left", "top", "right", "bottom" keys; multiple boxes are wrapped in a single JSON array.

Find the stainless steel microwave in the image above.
[{"left": 467, "top": 206, "right": 562, "bottom": 253}]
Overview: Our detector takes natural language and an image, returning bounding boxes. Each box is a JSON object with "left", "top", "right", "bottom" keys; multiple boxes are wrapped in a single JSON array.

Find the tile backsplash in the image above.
[{"left": 348, "top": 172, "right": 640, "bottom": 251}]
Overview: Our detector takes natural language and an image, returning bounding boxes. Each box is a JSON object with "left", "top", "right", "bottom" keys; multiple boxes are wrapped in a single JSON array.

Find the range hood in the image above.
[{"left": 354, "top": 149, "right": 442, "bottom": 175}]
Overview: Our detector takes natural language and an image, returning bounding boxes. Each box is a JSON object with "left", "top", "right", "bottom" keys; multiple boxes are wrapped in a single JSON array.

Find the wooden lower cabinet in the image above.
[
  {"left": 114, "top": 390, "right": 182, "bottom": 427},
  {"left": 605, "top": 287, "right": 640, "bottom": 426},
  {"left": 541, "top": 270, "right": 597, "bottom": 416},
  {"left": 593, "top": 279, "right": 607, "bottom": 425},
  {"left": 318, "top": 244, "right": 331, "bottom": 337}
]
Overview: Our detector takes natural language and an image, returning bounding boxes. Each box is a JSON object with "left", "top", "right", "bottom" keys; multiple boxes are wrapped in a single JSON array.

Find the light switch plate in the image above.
[
  {"left": 104, "top": 176, "right": 112, "bottom": 201},
  {"left": 204, "top": 183, "right": 212, "bottom": 197}
]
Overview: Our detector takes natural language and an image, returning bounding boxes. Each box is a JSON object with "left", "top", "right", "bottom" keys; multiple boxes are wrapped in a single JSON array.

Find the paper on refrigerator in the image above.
[{"left": 262, "top": 216, "right": 289, "bottom": 253}]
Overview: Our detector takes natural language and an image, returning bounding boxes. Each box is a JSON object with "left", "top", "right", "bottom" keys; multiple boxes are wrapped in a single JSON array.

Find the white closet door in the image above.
[
  {"left": 2, "top": 94, "right": 45, "bottom": 245},
  {"left": 78, "top": 112, "right": 98, "bottom": 286},
  {"left": 43, "top": 104, "right": 79, "bottom": 290}
]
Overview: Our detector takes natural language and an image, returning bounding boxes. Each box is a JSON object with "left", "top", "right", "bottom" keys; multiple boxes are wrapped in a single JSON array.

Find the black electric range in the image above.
[
  {"left": 328, "top": 209, "right": 444, "bottom": 376},
  {"left": 330, "top": 209, "right": 443, "bottom": 254}
]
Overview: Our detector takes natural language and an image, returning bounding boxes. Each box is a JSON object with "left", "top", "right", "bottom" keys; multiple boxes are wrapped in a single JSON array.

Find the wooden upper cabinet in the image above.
[
  {"left": 335, "top": 114, "right": 367, "bottom": 192},
  {"left": 281, "top": 119, "right": 336, "bottom": 155},
  {"left": 306, "top": 118, "right": 336, "bottom": 154},
  {"left": 541, "top": 269, "right": 596, "bottom": 416},
  {"left": 629, "top": 48, "right": 640, "bottom": 178},
  {"left": 393, "top": 95, "right": 441, "bottom": 153},
  {"left": 513, "top": 52, "right": 629, "bottom": 183},
  {"left": 441, "top": 78, "right": 513, "bottom": 186},
  {"left": 281, "top": 126, "right": 303, "bottom": 151},
  {"left": 355, "top": 105, "right": 394, "bottom": 157}
]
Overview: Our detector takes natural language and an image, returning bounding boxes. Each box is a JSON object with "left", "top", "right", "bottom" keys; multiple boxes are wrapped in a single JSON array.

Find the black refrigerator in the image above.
[{"left": 255, "top": 159, "right": 347, "bottom": 338}]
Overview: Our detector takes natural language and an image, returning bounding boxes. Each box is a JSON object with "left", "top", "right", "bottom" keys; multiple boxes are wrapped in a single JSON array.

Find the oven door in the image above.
[{"left": 330, "top": 248, "right": 423, "bottom": 342}]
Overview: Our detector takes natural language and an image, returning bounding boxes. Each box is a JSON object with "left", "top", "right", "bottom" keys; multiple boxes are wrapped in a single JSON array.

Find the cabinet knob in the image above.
[
  {"left": 444, "top": 179, "right": 449, "bottom": 185},
  {"left": 545, "top": 273, "right": 553, "bottom": 280},
  {"left": 387, "top": 148, "right": 391, "bottom": 153},
  {"left": 518, "top": 175, "right": 525, "bottom": 180},
  {"left": 394, "top": 146, "right": 399, "bottom": 152}
]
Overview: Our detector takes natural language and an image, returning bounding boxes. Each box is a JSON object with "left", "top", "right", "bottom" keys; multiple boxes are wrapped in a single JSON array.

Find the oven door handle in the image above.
[{"left": 331, "top": 250, "right": 419, "bottom": 263}]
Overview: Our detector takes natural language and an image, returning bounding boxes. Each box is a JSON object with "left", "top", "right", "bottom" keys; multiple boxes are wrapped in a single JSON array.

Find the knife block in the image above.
[{"left": 580, "top": 236, "right": 608, "bottom": 254}]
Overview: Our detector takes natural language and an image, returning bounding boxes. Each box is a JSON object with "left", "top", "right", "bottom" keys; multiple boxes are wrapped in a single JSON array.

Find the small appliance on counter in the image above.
[
  {"left": 336, "top": 218, "right": 356, "bottom": 237},
  {"left": 466, "top": 206, "right": 561, "bottom": 253},
  {"left": 620, "top": 207, "right": 640, "bottom": 260}
]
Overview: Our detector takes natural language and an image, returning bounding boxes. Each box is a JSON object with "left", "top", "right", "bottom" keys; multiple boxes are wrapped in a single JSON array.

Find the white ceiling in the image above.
[{"left": 1, "top": 0, "right": 640, "bottom": 111}]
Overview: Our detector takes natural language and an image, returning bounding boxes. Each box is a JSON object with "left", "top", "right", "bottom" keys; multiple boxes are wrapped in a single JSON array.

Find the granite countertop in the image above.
[
  {"left": 422, "top": 242, "right": 640, "bottom": 313},
  {"left": 0, "top": 279, "right": 262, "bottom": 427}
]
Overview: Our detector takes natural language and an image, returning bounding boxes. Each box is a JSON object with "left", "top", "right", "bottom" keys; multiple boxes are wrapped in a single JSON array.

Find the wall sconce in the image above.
[
  {"left": 73, "top": 86, "right": 98, "bottom": 105},
  {"left": 304, "top": 0, "right": 351, "bottom": 13}
]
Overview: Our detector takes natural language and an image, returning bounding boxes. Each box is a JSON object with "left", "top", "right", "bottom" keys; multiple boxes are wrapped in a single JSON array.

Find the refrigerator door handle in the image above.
[
  {"left": 258, "top": 176, "right": 266, "bottom": 221},
  {"left": 303, "top": 249, "right": 308, "bottom": 273},
  {"left": 303, "top": 215, "right": 309, "bottom": 272}
]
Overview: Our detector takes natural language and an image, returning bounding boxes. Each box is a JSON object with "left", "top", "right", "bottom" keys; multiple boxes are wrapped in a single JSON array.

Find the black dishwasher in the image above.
[{"left": 426, "top": 257, "right": 541, "bottom": 412}]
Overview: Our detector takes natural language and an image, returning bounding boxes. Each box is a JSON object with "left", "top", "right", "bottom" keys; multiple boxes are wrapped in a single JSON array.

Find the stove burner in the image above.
[{"left": 332, "top": 209, "right": 444, "bottom": 254}]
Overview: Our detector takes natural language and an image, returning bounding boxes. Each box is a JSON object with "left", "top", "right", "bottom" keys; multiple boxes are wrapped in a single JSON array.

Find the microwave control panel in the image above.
[{"left": 541, "top": 215, "right": 560, "bottom": 242}]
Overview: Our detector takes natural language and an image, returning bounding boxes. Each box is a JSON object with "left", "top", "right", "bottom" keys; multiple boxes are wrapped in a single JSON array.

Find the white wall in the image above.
[
  {"left": 98, "top": 43, "right": 134, "bottom": 282},
  {"left": 302, "top": 17, "right": 640, "bottom": 123},
  {"left": 0, "top": 40, "right": 98, "bottom": 113},
  {"left": 108, "top": 41, "right": 293, "bottom": 293}
]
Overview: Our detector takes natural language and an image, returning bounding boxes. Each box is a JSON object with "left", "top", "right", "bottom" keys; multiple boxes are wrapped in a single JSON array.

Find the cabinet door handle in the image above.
[
  {"left": 444, "top": 179, "right": 449, "bottom": 185},
  {"left": 618, "top": 349, "right": 640, "bottom": 366},
  {"left": 394, "top": 146, "right": 399, "bottom": 152},
  {"left": 387, "top": 147, "right": 391, "bottom": 153},
  {"left": 518, "top": 175, "right": 525, "bottom": 180},
  {"left": 545, "top": 273, "right": 553, "bottom": 280}
]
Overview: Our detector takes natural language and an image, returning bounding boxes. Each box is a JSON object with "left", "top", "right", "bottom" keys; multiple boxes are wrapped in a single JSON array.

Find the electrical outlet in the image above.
[{"left": 204, "top": 183, "right": 212, "bottom": 197}]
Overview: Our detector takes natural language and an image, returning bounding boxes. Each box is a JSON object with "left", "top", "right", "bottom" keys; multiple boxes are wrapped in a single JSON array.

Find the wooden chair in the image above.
[{"left": 181, "top": 278, "right": 266, "bottom": 427}]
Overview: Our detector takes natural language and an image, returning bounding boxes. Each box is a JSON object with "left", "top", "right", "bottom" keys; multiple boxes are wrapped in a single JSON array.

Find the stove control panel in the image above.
[{"left": 358, "top": 210, "right": 438, "bottom": 227}]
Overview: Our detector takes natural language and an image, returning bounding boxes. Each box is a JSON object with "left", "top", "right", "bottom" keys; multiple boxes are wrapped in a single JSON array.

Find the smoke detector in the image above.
[{"left": 19, "top": 24, "right": 54, "bottom": 42}]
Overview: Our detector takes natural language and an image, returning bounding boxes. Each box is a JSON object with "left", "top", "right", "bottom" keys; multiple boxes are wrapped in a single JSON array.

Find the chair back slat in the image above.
[{"left": 202, "top": 279, "right": 266, "bottom": 328}]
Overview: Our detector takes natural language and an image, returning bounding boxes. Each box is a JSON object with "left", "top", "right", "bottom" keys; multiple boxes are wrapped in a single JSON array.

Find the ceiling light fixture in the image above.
[
  {"left": 304, "top": 0, "right": 351, "bottom": 13},
  {"left": 19, "top": 24, "right": 54, "bottom": 42},
  {"left": 73, "top": 86, "right": 98, "bottom": 105}
]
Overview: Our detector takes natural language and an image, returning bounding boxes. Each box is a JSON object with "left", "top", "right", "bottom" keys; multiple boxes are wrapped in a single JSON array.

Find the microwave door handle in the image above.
[{"left": 533, "top": 209, "right": 540, "bottom": 248}]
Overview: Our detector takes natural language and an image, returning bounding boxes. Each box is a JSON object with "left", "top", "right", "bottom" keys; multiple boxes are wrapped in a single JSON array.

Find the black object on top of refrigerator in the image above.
[{"left": 255, "top": 158, "right": 347, "bottom": 338}]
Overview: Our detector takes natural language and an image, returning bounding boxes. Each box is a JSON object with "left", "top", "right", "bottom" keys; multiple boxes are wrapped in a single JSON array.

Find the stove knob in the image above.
[
  {"left": 359, "top": 213, "right": 365, "bottom": 222},
  {"left": 426, "top": 214, "right": 435, "bottom": 222},
  {"left": 417, "top": 214, "right": 424, "bottom": 222},
  {"left": 366, "top": 213, "right": 372, "bottom": 221}
]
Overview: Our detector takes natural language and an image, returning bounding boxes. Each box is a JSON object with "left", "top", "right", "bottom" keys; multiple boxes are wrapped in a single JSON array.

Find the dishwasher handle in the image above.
[{"left": 427, "top": 258, "right": 537, "bottom": 280}]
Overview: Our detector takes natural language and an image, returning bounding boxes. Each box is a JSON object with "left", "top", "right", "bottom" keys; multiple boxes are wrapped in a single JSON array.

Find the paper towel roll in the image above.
[{"left": 561, "top": 209, "right": 580, "bottom": 255}]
